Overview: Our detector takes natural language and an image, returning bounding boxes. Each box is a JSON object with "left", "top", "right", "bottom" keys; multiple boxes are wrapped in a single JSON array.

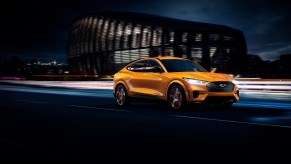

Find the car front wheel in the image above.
[
  {"left": 168, "top": 85, "right": 186, "bottom": 110},
  {"left": 223, "top": 101, "right": 233, "bottom": 108}
]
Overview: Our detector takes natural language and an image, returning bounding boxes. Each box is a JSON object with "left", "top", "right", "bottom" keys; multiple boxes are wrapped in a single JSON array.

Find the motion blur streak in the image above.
[
  {"left": 2, "top": 79, "right": 291, "bottom": 91},
  {"left": 0, "top": 85, "right": 113, "bottom": 98},
  {"left": 234, "top": 101, "right": 291, "bottom": 110},
  {"left": 0, "top": 82, "right": 290, "bottom": 110},
  {"left": 234, "top": 79, "right": 291, "bottom": 92},
  {"left": 0, "top": 80, "right": 113, "bottom": 89},
  {"left": 2, "top": 79, "right": 291, "bottom": 99},
  {"left": 251, "top": 113, "right": 291, "bottom": 123}
]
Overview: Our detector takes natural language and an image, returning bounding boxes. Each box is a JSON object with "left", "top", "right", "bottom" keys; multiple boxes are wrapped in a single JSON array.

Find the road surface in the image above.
[{"left": 0, "top": 83, "right": 291, "bottom": 162}]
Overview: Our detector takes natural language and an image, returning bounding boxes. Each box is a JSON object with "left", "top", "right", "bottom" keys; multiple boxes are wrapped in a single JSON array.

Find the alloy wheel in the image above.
[
  {"left": 116, "top": 85, "right": 126, "bottom": 106},
  {"left": 169, "top": 86, "right": 183, "bottom": 110}
]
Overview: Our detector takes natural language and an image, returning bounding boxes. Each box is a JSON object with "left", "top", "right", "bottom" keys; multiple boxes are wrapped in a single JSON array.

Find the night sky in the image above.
[{"left": 1, "top": 0, "right": 291, "bottom": 63}]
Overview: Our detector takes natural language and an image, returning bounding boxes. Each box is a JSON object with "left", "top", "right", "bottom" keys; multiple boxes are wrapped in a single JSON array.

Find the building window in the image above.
[
  {"left": 114, "top": 48, "right": 149, "bottom": 64},
  {"left": 108, "top": 20, "right": 116, "bottom": 51},
  {"left": 124, "top": 24, "right": 132, "bottom": 49},
  {"left": 223, "top": 35, "right": 233, "bottom": 41},
  {"left": 209, "top": 34, "right": 220, "bottom": 41},
  {"left": 75, "top": 28, "right": 80, "bottom": 55},
  {"left": 210, "top": 47, "right": 226, "bottom": 66},
  {"left": 80, "top": 18, "right": 88, "bottom": 54},
  {"left": 153, "top": 27, "right": 162, "bottom": 46},
  {"left": 163, "top": 30, "right": 169, "bottom": 45},
  {"left": 132, "top": 24, "right": 141, "bottom": 48},
  {"left": 195, "top": 33, "right": 202, "bottom": 42},
  {"left": 142, "top": 26, "right": 151, "bottom": 47},
  {"left": 224, "top": 48, "right": 231, "bottom": 53},
  {"left": 70, "top": 27, "right": 78, "bottom": 57},
  {"left": 165, "top": 47, "right": 174, "bottom": 56},
  {"left": 115, "top": 21, "right": 124, "bottom": 50},
  {"left": 170, "top": 31, "right": 175, "bottom": 43},
  {"left": 130, "top": 49, "right": 140, "bottom": 61},
  {"left": 86, "top": 17, "right": 93, "bottom": 54},
  {"left": 114, "top": 50, "right": 130, "bottom": 63},
  {"left": 101, "top": 19, "right": 109, "bottom": 51},
  {"left": 191, "top": 47, "right": 202, "bottom": 63},
  {"left": 90, "top": 18, "right": 97, "bottom": 53},
  {"left": 140, "top": 48, "right": 150, "bottom": 58},
  {"left": 121, "top": 50, "right": 131, "bottom": 63},
  {"left": 182, "top": 32, "right": 188, "bottom": 42},
  {"left": 210, "top": 47, "right": 217, "bottom": 58},
  {"left": 95, "top": 17, "right": 104, "bottom": 52},
  {"left": 114, "top": 51, "right": 122, "bottom": 64},
  {"left": 86, "top": 54, "right": 91, "bottom": 73},
  {"left": 151, "top": 47, "right": 161, "bottom": 56},
  {"left": 179, "top": 45, "right": 187, "bottom": 58}
]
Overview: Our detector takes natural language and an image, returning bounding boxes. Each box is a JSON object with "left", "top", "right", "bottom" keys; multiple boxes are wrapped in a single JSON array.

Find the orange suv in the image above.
[{"left": 113, "top": 56, "right": 239, "bottom": 110}]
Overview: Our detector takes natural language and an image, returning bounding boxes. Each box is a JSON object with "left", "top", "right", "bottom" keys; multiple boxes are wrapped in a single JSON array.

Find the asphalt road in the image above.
[{"left": 0, "top": 84, "right": 291, "bottom": 162}]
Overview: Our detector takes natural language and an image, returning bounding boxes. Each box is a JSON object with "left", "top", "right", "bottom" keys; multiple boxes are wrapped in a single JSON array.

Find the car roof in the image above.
[
  {"left": 139, "top": 56, "right": 186, "bottom": 60},
  {"left": 156, "top": 56, "right": 186, "bottom": 60}
]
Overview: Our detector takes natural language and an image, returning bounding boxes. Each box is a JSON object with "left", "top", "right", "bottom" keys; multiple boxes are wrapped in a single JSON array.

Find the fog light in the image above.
[{"left": 193, "top": 91, "right": 199, "bottom": 98}]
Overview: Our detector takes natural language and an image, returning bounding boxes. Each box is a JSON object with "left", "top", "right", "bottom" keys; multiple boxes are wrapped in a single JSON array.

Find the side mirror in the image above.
[
  {"left": 155, "top": 66, "right": 164, "bottom": 73},
  {"left": 210, "top": 68, "right": 217, "bottom": 73}
]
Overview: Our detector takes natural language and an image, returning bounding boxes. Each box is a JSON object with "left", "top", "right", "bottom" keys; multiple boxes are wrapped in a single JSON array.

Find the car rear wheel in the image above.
[
  {"left": 115, "top": 84, "right": 130, "bottom": 107},
  {"left": 168, "top": 85, "right": 185, "bottom": 110}
]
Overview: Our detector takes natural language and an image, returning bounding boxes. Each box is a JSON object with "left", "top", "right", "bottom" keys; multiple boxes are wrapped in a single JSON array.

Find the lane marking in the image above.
[
  {"left": 15, "top": 99, "right": 46, "bottom": 104},
  {"left": 67, "top": 105, "right": 131, "bottom": 112},
  {"left": 173, "top": 115, "right": 291, "bottom": 129}
]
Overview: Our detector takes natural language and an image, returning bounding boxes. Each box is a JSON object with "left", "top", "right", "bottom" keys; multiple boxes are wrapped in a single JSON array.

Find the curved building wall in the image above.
[{"left": 67, "top": 13, "right": 247, "bottom": 75}]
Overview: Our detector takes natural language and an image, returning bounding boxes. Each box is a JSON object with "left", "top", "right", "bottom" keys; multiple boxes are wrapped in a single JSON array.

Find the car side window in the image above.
[
  {"left": 127, "top": 60, "right": 147, "bottom": 72},
  {"left": 145, "top": 60, "right": 164, "bottom": 72}
]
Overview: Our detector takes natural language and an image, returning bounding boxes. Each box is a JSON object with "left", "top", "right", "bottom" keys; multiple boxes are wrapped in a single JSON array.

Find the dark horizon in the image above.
[{"left": 1, "top": 0, "right": 291, "bottom": 63}]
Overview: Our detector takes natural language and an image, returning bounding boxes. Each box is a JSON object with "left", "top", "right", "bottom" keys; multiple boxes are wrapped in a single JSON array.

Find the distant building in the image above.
[
  {"left": 278, "top": 54, "right": 291, "bottom": 77},
  {"left": 67, "top": 11, "right": 247, "bottom": 75}
]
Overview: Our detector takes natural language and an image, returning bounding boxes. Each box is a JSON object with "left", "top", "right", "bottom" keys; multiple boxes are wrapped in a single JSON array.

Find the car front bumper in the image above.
[{"left": 186, "top": 83, "right": 239, "bottom": 103}]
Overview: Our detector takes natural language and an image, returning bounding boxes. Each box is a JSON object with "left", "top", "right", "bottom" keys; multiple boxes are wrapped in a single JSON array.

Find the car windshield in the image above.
[{"left": 161, "top": 59, "right": 206, "bottom": 72}]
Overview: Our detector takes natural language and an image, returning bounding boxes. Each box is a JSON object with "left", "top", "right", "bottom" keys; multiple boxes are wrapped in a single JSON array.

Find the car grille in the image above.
[{"left": 206, "top": 82, "right": 235, "bottom": 92}]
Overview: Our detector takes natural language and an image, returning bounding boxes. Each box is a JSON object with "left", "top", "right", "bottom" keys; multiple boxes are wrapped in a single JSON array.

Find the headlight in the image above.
[
  {"left": 183, "top": 78, "right": 207, "bottom": 85},
  {"left": 232, "top": 79, "right": 238, "bottom": 85}
]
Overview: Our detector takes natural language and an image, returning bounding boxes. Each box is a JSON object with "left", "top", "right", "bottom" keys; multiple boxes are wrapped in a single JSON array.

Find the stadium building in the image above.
[{"left": 67, "top": 11, "right": 247, "bottom": 75}]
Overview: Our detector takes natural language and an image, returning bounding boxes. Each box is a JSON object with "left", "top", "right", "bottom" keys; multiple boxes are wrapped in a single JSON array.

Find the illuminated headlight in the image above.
[
  {"left": 183, "top": 78, "right": 207, "bottom": 85},
  {"left": 232, "top": 80, "right": 238, "bottom": 85}
]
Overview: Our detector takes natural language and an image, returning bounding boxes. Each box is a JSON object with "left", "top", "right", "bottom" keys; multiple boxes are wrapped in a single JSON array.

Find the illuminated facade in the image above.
[{"left": 67, "top": 12, "right": 247, "bottom": 75}]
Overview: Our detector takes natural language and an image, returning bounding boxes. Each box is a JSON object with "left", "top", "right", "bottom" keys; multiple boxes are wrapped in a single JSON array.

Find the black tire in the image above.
[
  {"left": 168, "top": 85, "right": 186, "bottom": 110},
  {"left": 223, "top": 101, "right": 233, "bottom": 108},
  {"left": 214, "top": 101, "right": 233, "bottom": 109},
  {"left": 115, "top": 84, "right": 130, "bottom": 107}
]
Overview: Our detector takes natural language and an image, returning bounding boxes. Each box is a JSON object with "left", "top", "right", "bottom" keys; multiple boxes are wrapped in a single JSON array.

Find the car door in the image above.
[
  {"left": 127, "top": 60, "right": 147, "bottom": 93},
  {"left": 142, "top": 59, "right": 166, "bottom": 97},
  {"left": 128, "top": 59, "right": 166, "bottom": 98}
]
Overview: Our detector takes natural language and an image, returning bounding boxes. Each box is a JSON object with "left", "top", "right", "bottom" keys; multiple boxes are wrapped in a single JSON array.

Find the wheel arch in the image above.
[
  {"left": 166, "top": 80, "right": 190, "bottom": 101},
  {"left": 114, "top": 80, "right": 129, "bottom": 96}
]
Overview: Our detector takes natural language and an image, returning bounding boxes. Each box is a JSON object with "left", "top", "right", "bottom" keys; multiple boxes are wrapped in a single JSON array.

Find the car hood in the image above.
[{"left": 168, "top": 72, "right": 233, "bottom": 82}]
